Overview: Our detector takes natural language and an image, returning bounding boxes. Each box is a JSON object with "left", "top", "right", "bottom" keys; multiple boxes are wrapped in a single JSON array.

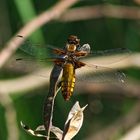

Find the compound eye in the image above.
[{"left": 67, "top": 35, "right": 80, "bottom": 45}]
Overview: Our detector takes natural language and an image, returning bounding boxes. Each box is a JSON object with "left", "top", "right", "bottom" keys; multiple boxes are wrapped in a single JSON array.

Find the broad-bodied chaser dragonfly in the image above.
[{"left": 16, "top": 35, "right": 129, "bottom": 100}]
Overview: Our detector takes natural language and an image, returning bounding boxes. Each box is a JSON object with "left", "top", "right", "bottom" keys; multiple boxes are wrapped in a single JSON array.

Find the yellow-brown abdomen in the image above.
[{"left": 61, "top": 63, "right": 75, "bottom": 100}]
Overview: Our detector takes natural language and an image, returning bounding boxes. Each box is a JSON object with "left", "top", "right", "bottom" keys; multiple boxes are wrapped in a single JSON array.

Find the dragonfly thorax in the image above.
[
  {"left": 63, "top": 54, "right": 77, "bottom": 65},
  {"left": 66, "top": 44, "right": 77, "bottom": 52}
]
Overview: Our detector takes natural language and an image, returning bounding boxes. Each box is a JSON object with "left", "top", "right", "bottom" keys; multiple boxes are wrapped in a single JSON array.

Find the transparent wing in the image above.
[
  {"left": 80, "top": 46, "right": 131, "bottom": 65},
  {"left": 15, "top": 36, "right": 128, "bottom": 83},
  {"left": 79, "top": 44, "right": 130, "bottom": 56},
  {"left": 76, "top": 64, "right": 126, "bottom": 83},
  {"left": 7, "top": 55, "right": 50, "bottom": 74},
  {"left": 17, "top": 35, "right": 63, "bottom": 59},
  {"left": 90, "top": 47, "right": 131, "bottom": 57},
  {"left": 9, "top": 55, "right": 65, "bottom": 75},
  {"left": 78, "top": 43, "right": 131, "bottom": 64},
  {"left": 11, "top": 36, "right": 66, "bottom": 73}
]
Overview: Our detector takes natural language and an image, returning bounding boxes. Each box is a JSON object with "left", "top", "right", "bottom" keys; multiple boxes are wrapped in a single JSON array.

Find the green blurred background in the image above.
[{"left": 0, "top": 0, "right": 140, "bottom": 140}]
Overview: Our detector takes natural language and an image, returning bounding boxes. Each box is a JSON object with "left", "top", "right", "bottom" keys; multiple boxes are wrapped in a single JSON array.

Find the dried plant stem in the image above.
[
  {"left": 0, "top": 0, "right": 79, "bottom": 68},
  {"left": 0, "top": 94, "right": 19, "bottom": 140},
  {"left": 119, "top": 124, "right": 140, "bottom": 140},
  {"left": 134, "top": 0, "right": 140, "bottom": 5},
  {"left": 43, "top": 65, "right": 62, "bottom": 139},
  {"left": 60, "top": 4, "right": 140, "bottom": 22},
  {"left": 0, "top": 68, "right": 51, "bottom": 94}
]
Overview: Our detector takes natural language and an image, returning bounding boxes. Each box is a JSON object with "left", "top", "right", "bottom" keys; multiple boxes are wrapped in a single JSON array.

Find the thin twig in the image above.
[
  {"left": 0, "top": 94, "right": 19, "bottom": 140},
  {"left": 59, "top": 4, "right": 140, "bottom": 22},
  {"left": 134, "top": 0, "right": 140, "bottom": 5},
  {"left": 0, "top": 0, "right": 79, "bottom": 68},
  {"left": 119, "top": 124, "right": 140, "bottom": 140},
  {"left": 0, "top": 68, "right": 51, "bottom": 94}
]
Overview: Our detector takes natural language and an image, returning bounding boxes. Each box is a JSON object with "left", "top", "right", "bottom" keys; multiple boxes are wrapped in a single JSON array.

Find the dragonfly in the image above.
[{"left": 16, "top": 35, "right": 129, "bottom": 100}]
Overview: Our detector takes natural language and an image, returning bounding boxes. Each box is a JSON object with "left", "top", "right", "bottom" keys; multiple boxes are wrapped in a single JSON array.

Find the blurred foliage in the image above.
[{"left": 0, "top": 0, "right": 140, "bottom": 140}]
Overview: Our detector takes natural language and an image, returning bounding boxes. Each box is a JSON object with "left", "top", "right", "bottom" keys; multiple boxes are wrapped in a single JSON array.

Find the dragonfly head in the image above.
[{"left": 66, "top": 35, "right": 80, "bottom": 52}]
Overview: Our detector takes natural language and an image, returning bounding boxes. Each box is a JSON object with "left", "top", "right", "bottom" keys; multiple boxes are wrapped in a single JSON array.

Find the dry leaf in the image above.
[
  {"left": 21, "top": 122, "right": 63, "bottom": 139},
  {"left": 20, "top": 101, "right": 88, "bottom": 140},
  {"left": 62, "top": 101, "right": 88, "bottom": 140},
  {"left": 36, "top": 124, "right": 63, "bottom": 139},
  {"left": 20, "top": 121, "right": 47, "bottom": 138}
]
